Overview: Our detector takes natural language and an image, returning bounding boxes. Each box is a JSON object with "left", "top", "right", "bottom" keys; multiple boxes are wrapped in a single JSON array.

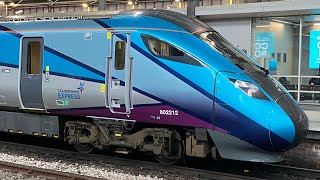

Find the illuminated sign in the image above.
[
  {"left": 255, "top": 32, "right": 275, "bottom": 59},
  {"left": 269, "top": 59, "right": 277, "bottom": 72},
  {"left": 309, "top": 30, "right": 320, "bottom": 69}
]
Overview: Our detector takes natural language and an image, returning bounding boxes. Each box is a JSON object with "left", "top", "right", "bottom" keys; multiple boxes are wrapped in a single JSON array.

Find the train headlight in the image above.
[{"left": 229, "top": 79, "right": 269, "bottom": 100}]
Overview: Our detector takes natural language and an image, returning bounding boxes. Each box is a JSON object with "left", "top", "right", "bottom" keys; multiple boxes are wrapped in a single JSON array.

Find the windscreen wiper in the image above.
[
  {"left": 235, "top": 63, "right": 245, "bottom": 71},
  {"left": 258, "top": 66, "right": 269, "bottom": 75}
]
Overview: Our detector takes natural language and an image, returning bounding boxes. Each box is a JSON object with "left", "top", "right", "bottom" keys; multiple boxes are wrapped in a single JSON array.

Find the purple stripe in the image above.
[{"left": 50, "top": 105, "right": 225, "bottom": 130}]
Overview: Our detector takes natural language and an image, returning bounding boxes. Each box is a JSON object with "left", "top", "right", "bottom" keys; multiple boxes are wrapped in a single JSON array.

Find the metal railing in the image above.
[{"left": 273, "top": 75, "right": 320, "bottom": 106}]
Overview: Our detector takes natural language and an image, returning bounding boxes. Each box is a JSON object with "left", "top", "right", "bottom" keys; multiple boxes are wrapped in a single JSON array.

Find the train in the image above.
[{"left": 0, "top": 9, "right": 309, "bottom": 164}]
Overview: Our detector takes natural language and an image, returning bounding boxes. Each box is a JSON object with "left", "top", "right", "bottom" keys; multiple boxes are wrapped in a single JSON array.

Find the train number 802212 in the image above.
[{"left": 159, "top": 110, "right": 179, "bottom": 116}]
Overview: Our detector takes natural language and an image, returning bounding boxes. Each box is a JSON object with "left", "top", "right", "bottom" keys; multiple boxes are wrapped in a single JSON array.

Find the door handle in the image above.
[{"left": 105, "top": 56, "right": 112, "bottom": 108}]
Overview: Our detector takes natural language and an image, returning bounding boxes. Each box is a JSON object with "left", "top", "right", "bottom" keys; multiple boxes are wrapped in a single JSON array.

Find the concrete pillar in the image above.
[
  {"left": 187, "top": 0, "right": 199, "bottom": 18},
  {"left": 98, "top": 0, "right": 106, "bottom": 11}
]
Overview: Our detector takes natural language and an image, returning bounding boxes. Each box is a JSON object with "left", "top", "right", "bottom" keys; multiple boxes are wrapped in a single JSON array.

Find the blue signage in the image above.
[
  {"left": 269, "top": 59, "right": 277, "bottom": 72},
  {"left": 309, "top": 30, "right": 320, "bottom": 69},
  {"left": 255, "top": 32, "right": 275, "bottom": 59}
]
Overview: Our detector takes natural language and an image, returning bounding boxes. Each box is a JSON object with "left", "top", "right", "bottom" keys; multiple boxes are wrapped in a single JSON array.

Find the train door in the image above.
[
  {"left": 19, "top": 37, "right": 45, "bottom": 109},
  {"left": 105, "top": 33, "right": 133, "bottom": 114}
]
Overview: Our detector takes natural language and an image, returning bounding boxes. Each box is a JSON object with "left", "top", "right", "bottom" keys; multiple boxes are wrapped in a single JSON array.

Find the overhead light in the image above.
[
  {"left": 271, "top": 18, "right": 299, "bottom": 26},
  {"left": 314, "top": 23, "right": 320, "bottom": 26},
  {"left": 0, "top": 1, "right": 4, "bottom": 6},
  {"left": 272, "top": 19, "right": 289, "bottom": 24},
  {"left": 175, "top": 0, "right": 180, "bottom": 2},
  {"left": 82, "top": 3, "right": 88, "bottom": 8},
  {"left": 14, "top": 10, "right": 23, "bottom": 15},
  {"left": 128, "top": 1, "right": 133, "bottom": 5},
  {"left": 256, "top": 25, "right": 271, "bottom": 28}
]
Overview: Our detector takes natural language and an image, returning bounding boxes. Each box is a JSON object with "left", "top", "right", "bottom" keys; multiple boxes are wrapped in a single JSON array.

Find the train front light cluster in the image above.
[{"left": 229, "top": 79, "right": 269, "bottom": 100}]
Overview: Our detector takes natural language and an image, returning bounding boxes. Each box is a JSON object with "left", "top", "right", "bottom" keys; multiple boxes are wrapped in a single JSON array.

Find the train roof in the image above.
[
  {"left": 119, "top": 9, "right": 212, "bottom": 34},
  {"left": 0, "top": 9, "right": 213, "bottom": 34}
]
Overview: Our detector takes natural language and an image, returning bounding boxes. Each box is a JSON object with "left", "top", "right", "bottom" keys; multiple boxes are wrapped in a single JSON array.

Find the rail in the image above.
[
  {"left": 0, "top": 161, "right": 103, "bottom": 180},
  {"left": 261, "top": 163, "right": 320, "bottom": 179}
]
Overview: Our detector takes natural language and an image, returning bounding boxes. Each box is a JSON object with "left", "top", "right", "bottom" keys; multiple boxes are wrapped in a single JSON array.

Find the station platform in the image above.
[
  {"left": 302, "top": 105, "right": 320, "bottom": 131},
  {"left": 309, "top": 120, "right": 320, "bottom": 132},
  {"left": 302, "top": 105, "right": 320, "bottom": 140}
]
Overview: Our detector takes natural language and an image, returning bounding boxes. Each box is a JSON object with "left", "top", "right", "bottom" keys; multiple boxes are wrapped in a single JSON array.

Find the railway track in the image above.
[
  {"left": 0, "top": 139, "right": 319, "bottom": 179},
  {"left": 0, "top": 161, "right": 103, "bottom": 180},
  {"left": 0, "top": 140, "right": 259, "bottom": 180},
  {"left": 261, "top": 163, "right": 320, "bottom": 179}
]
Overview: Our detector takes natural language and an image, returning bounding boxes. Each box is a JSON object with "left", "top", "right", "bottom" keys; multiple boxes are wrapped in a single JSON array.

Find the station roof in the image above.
[
  {"left": 0, "top": 0, "right": 172, "bottom": 7},
  {"left": 172, "top": 0, "right": 320, "bottom": 20}
]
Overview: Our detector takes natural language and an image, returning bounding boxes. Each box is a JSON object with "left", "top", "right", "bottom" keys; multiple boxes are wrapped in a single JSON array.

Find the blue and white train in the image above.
[{"left": 0, "top": 9, "right": 308, "bottom": 164}]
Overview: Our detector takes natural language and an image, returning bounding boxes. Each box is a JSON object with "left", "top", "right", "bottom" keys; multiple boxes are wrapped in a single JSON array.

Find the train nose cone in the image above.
[{"left": 270, "top": 94, "right": 309, "bottom": 152}]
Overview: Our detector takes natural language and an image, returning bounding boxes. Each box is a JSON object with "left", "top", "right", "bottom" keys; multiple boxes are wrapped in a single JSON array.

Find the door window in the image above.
[
  {"left": 115, "top": 41, "right": 126, "bottom": 70},
  {"left": 27, "top": 41, "right": 41, "bottom": 75}
]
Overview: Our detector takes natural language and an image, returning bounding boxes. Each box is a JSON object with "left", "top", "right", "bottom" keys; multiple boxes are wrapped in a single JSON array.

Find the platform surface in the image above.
[{"left": 302, "top": 105, "right": 320, "bottom": 132}]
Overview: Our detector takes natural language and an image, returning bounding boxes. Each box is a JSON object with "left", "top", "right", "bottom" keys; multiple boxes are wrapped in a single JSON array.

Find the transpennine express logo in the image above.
[
  {"left": 77, "top": 82, "right": 85, "bottom": 94},
  {"left": 57, "top": 82, "right": 85, "bottom": 100}
]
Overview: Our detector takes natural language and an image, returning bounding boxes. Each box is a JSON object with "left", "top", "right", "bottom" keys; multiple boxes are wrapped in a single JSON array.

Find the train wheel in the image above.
[
  {"left": 154, "top": 138, "right": 184, "bottom": 165},
  {"left": 74, "top": 143, "right": 94, "bottom": 154}
]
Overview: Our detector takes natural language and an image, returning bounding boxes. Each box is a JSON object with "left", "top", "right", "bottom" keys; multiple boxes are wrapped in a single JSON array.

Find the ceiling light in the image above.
[
  {"left": 14, "top": 10, "right": 23, "bottom": 15},
  {"left": 82, "top": 3, "right": 88, "bottom": 8},
  {"left": 175, "top": 0, "right": 180, "bottom": 2},
  {"left": 0, "top": 1, "right": 4, "bottom": 6},
  {"left": 256, "top": 25, "right": 271, "bottom": 28},
  {"left": 271, "top": 18, "right": 298, "bottom": 26},
  {"left": 128, "top": 1, "right": 133, "bottom": 5},
  {"left": 314, "top": 23, "right": 320, "bottom": 26}
]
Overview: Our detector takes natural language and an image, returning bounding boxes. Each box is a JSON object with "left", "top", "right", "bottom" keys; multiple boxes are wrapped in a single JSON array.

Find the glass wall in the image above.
[
  {"left": 300, "top": 15, "right": 320, "bottom": 104},
  {"left": 253, "top": 15, "right": 320, "bottom": 105},
  {"left": 254, "top": 16, "right": 300, "bottom": 101}
]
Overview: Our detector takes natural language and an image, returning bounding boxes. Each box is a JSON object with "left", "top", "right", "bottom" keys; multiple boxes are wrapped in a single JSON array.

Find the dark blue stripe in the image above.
[
  {"left": 0, "top": 25, "right": 23, "bottom": 38},
  {"left": 93, "top": 19, "right": 112, "bottom": 29},
  {"left": 44, "top": 46, "right": 105, "bottom": 77},
  {"left": 93, "top": 19, "right": 214, "bottom": 100},
  {"left": 0, "top": 62, "right": 19, "bottom": 68}
]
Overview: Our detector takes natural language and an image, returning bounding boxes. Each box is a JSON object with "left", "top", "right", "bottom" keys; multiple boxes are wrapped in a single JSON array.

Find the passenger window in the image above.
[
  {"left": 115, "top": 41, "right": 126, "bottom": 70},
  {"left": 148, "top": 38, "right": 184, "bottom": 57},
  {"left": 27, "top": 41, "right": 41, "bottom": 74},
  {"left": 141, "top": 34, "right": 203, "bottom": 67}
]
